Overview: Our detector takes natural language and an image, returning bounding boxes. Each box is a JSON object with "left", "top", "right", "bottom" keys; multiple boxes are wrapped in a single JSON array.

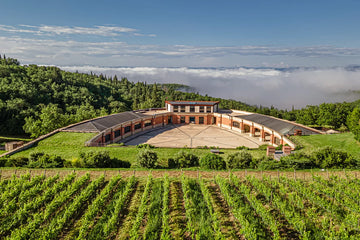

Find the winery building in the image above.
[{"left": 61, "top": 100, "right": 321, "bottom": 148}]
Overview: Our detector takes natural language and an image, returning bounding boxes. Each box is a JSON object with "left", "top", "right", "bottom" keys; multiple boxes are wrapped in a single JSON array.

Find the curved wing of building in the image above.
[{"left": 63, "top": 101, "right": 321, "bottom": 149}]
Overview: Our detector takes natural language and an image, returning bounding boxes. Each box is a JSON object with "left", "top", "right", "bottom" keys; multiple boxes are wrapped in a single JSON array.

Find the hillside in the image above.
[
  {"left": 1, "top": 55, "right": 360, "bottom": 141},
  {"left": 292, "top": 132, "right": 360, "bottom": 159},
  {"left": 0, "top": 56, "right": 252, "bottom": 137}
]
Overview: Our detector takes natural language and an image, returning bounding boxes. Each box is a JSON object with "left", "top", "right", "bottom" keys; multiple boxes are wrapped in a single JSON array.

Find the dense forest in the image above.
[{"left": 0, "top": 55, "right": 360, "bottom": 140}]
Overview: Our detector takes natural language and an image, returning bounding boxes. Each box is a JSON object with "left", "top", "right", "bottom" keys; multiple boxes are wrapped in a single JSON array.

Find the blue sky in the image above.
[
  {"left": 2, "top": 0, "right": 360, "bottom": 108},
  {"left": 1, "top": 0, "right": 360, "bottom": 67}
]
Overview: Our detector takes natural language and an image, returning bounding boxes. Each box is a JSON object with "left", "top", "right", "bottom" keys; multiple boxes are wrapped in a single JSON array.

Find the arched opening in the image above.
[
  {"left": 244, "top": 124, "right": 250, "bottom": 133},
  {"left": 264, "top": 132, "right": 271, "bottom": 142},
  {"left": 232, "top": 121, "right": 240, "bottom": 128},
  {"left": 254, "top": 127, "right": 261, "bottom": 137}
]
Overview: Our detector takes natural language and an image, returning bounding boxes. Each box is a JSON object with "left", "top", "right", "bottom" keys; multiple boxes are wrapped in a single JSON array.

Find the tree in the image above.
[
  {"left": 79, "top": 151, "right": 112, "bottom": 168},
  {"left": 73, "top": 104, "right": 97, "bottom": 122},
  {"left": 347, "top": 107, "right": 360, "bottom": 141},
  {"left": 296, "top": 105, "right": 319, "bottom": 125},
  {"left": 137, "top": 149, "right": 158, "bottom": 168},
  {"left": 23, "top": 104, "right": 68, "bottom": 138},
  {"left": 172, "top": 151, "right": 199, "bottom": 168},
  {"left": 108, "top": 101, "right": 128, "bottom": 113},
  {"left": 226, "top": 150, "right": 253, "bottom": 169},
  {"left": 200, "top": 153, "right": 226, "bottom": 170}
]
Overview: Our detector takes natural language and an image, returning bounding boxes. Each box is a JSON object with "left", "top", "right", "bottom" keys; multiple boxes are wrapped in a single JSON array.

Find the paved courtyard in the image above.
[{"left": 124, "top": 124, "right": 265, "bottom": 148}]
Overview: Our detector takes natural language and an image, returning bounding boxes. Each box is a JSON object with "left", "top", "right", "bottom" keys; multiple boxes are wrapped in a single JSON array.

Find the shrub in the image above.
[
  {"left": 0, "top": 157, "right": 6, "bottom": 167},
  {"left": 260, "top": 147, "right": 358, "bottom": 170},
  {"left": 110, "top": 158, "right": 131, "bottom": 168},
  {"left": 279, "top": 152, "right": 315, "bottom": 169},
  {"left": 257, "top": 144, "right": 269, "bottom": 151},
  {"left": 167, "top": 158, "right": 177, "bottom": 169},
  {"left": 79, "top": 151, "right": 112, "bottom": 168},
  {"left": 196, "top": 146, "right": 208, "bottom": 149},
  {"left": 275, "top": 144, "right": 283, "bottom": 150},
  {"left": 236, "top": 146, "right": 250, "bottom": 150},
  {"left": 173, "top": 151, "right": 199, "bottom": 168},
  {"left": 257, "top": 157, "right": 283, "bottom": 170},
  {"left": 5, "top": 156, "right": 29, "bottom": 167},
  {"left": 75, "top": 151, "right": 130, "bottom": 168},
  {"left": 200, "top": 153, "right": 226, "bottom": 170},
  {"left": 29, "top": 152, "right": 45, "bottom": 162},
  {"left": 226, "top": 150, "right": 253, "bottom": 169},
  {"left": 137, "top": 149, "right": 158, "bottom": 168},
  {"left": 311, "top": 146, "right": 357, "bottom": 169},
  {"left": 28, "top": 152, "right": 65, "bottom": 168},
  {"left": 70, "top": 157, "right": 83, "bottom": 168},
  {"left": 137, "top": 144, "right": 155, "bottom": 149}
]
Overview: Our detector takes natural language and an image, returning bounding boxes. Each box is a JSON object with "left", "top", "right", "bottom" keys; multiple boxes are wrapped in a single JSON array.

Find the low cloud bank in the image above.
[{"left": 60, "top": 66, "right": 360, "bottom": 109}]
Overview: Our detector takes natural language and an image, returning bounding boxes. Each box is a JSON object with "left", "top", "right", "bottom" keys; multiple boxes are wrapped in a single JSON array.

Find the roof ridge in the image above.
[{"left": 92, "top": 121, "right": 109, "bottom": 131}]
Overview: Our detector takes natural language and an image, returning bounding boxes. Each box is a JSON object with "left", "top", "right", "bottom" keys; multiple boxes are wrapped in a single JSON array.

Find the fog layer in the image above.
[{"left": 60, "top": 66, "right": 360, "bottom": 109}]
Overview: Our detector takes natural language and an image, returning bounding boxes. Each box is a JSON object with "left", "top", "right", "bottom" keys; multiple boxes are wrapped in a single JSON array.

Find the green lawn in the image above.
[
  {"left": 11, "top": 132, "right": 266, "bottom": 166},
  {"left": 0, "top": 150, "right": 6, "bottom": 155},
  {"left": 292, "top": 132, "right": 360, "bottom": 159},
  {"left": 0, "top": 136, "right": 32, "bottom": 143}
]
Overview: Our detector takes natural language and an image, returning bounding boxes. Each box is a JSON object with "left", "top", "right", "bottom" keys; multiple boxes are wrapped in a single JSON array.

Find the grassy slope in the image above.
[
  {"left": 292, "top": 132, "right": 360, "bottom": 159},
  {"left": 11, "top": 132, "right": 266, "bottom": 166},
  {"left": 0, "top": 136, "right": 32, "bottom": 143}
]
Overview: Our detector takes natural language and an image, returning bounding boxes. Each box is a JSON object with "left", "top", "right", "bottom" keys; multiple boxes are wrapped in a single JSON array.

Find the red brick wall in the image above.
[
  {"left": 154, "top": 116, "right": 163, "bottom": 124},
  {"left": 221, "top": 117, "right": 231, "bottom": 127}
]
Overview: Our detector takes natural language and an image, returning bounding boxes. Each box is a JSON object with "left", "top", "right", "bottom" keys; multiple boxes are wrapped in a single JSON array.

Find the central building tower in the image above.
[{"left": 165, "top": 100, "right": 219, "bottom": 124}]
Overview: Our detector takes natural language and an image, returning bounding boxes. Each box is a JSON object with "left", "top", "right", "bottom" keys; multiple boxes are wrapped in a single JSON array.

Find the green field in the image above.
[
  {"left": 8, "top": 131, "right": 360, "bottom": 169},
  {"left": 292, "top": 132, "right": 360, "bottom": 159},
  {"left": 11, "top": 132, "right": 267, "bottom": 167},
  {"left": 1, "top": 172, "right": 359, "bottom": 239}
]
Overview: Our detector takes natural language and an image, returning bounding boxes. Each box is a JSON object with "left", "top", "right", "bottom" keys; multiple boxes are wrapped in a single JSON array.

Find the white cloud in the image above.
[
  {"left": 0, "top": 25, "right": 40, "bottom": 34},
  {"left": 37, "top": 25, "right": 136, "bottom": 36},
  {"left": 2, "top": 35, "right": 360, "bottom": 68},
  {"left": 0, "top": 24, "right": 151, "bottom": 37}
]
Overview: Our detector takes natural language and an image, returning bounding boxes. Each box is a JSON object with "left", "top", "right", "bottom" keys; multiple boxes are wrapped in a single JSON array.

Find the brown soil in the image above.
[
  {"left": 115, "top": 182, "right": 144, "bottom": 239},
  {"left": 168, "top": 181, "right": 192, "bottom": 240},
  {"left": 1, "top": 169, "right": 359, "bottom": 181},
  {"left": 59, "top": 181, "right": 107, "bottom": 239},
  {"left": 207, "top": 181, "right": 245, "bottom": 240}
]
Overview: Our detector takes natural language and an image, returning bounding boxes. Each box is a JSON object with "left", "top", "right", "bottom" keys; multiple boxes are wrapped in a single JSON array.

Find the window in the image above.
[
  {"left": 134, "top": 123, "right": 141, "bottom": 130},
  {"left": 190, "top": 106, "right": 195, "bottom": 112},
  {"left": 212, "top": 117, "right": 216, "bottom": 124},
  {"left": 232, "top": 121, "right": 240, "bottom": 128},
  {"left": 105, "top": 134, "right": 111, "bottom": 142},
  {"left": 189, "top": 116, "right": 195, "bottom": 123},
  {"left": 144, "top": 120, "right": 152, "bottom": 127},
  {"left": 181, "top": 106, "right": 186, "bottom": 112},
  {"left": 206, "top": 106, "right": 212, "bottom": 113},
  {"left": 173, "top": 105, "right": 178, "bottom": 112},
  {"left": 199, "top": 117, "right": 204, "bottom": 124},
  {"left": 124, "top": 126, "right": 131, "bottom": 133},
  {"left": 114, "top": 130, "right": 121, "bottom": 138},
  {"left": 199, "top": 106, "right": 204, "bottom": 112},
  {"left": 180, "top": 116, "right": 185, "bottom": 123}
]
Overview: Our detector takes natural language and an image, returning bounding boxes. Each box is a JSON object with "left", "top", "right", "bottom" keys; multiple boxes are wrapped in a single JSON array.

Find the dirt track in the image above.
[{"left": 1, "top": 168, "right": 359, "bottom": 181}]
